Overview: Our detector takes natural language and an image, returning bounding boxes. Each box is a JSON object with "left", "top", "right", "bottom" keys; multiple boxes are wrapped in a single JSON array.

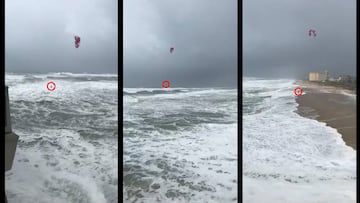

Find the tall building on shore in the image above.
[
  {"left": 309, "top": 72, "right": 320, "bottom": 81},
  {"left": 309, "top": 70, "right": 329, "bottom": 81},
  {"left": 324, "top": 70, "right": 329, "bottom": 80}
]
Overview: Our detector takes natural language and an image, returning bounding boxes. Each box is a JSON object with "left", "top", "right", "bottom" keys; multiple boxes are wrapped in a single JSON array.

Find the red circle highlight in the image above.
[
  {"left": 47, "top": 81, "right": 56, "bottom": 91},
  {"left": 294, "top": 87, "right": 303, "bottom": 96},
  {"left": 162, "top": 80, "right": 170, "bottom": 88}
]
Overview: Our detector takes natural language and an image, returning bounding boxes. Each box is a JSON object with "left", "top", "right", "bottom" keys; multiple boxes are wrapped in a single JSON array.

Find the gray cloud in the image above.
[
  {"left": 124, "top": 0, "right": 237, "bottom": 88},
  {"left": 244, "top": 0, "right": 356, "bottom": 79},
  {"left": 5, "top": 0, "right": 118, "bottom": 73}
]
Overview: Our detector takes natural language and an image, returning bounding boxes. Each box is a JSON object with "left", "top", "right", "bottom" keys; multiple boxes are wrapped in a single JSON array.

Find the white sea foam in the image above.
[
  {"left": 124, "top": 88, "right": 237, "bottom": 202},
  {"left": 340, "top": 90, "right": 356, "bottom": 100},
  {"left": 243, "top": 78, "right": 356, "bottom": 203},
  {"left": 5, "top": 73, "right": 118, "bottom": 203}
]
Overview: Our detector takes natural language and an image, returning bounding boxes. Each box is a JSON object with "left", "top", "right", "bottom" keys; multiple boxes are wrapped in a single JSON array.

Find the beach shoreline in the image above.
[{"left": 295, "top": 80, "right": 356, "bottom": 150}]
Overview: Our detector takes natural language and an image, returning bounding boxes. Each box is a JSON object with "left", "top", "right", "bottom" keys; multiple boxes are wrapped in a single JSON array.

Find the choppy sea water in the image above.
[
  {"left": 123, "top": 88, "right": 238, "bottom": 202},
  {"left": 243, "top": 78, "right": 356, "bottom": 203},
  {"left": 5, "top": 72, "right": 118, "bottom": 203}
]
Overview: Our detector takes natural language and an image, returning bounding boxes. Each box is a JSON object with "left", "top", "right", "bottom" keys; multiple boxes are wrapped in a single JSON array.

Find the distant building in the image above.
[
  {"left": 309, "top": 70, "right": 329, "bottom": 82},
  {"left": 309, "top": 72, "right": 320, "bottom": 81},
  {"left": 324, "top": 70, "right": 330, "bottom": 81}
]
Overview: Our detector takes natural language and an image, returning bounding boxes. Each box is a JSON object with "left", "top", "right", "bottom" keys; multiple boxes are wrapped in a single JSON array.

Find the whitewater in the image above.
[
  {"left": 5, "top": 72, "right": 118, "bottom": 203},
  {"left": 124, "top": 87, "right": 238, "bottom": 202},
  {"left": 243, "top": 78, "right": 356, "bottom": 203}
]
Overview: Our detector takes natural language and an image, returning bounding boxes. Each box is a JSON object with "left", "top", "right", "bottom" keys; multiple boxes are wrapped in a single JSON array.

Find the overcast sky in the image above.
[
  {"left": 124, "top": 0, "right": 237, "bottom": 88},
  {"left": 5, "top": 0, "right": 118, "bottom": 74},
  {"left": 244, "top": 0, "right": 356, "bottom": 79}
]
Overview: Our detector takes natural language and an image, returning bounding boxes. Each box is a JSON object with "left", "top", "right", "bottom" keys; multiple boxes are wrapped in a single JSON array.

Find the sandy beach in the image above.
[{"left": 295, "top": 80, "right": 356, "bottom": 149}]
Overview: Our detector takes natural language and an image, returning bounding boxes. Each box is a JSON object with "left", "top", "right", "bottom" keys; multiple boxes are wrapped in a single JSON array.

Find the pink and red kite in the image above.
[
  {"left": 74, "top": 36, "right": 81, "bottom": 48},
  {"left": 308, "top": 29, "right": 316, "bottom": 37}
]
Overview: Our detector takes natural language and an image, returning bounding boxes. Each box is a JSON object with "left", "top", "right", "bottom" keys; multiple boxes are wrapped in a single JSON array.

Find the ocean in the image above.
[
  {"left": 123, "top": 88, "right": 238, "bottom": 202},
  {"left": 243, "top": 78, "right": 356, "bottom": 202},
  {"left": 5, "top": 72, "right": 118, "bottom": 203}
]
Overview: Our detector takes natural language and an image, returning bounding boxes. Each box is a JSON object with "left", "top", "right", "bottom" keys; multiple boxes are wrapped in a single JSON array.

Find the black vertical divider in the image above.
[
  {"left": 238, "top": 0, "right": 243, "bottom": 201},
  {"left": 118, "top": 1, "right": 123, "bottom": 201},
  {"left": 1, "top": 0, "right": 6, "bottom": 200}
]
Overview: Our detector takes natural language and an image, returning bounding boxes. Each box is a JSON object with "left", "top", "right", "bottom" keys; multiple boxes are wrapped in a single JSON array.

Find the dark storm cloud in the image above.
[
  {"left": 5, "top": 0, "right": 118, "bottom": 73},
  {"left": 244, "top": 0, "right": 356, "bottom": 79},
  {"left": 124, "top": 0, "right": 237, "bottom": 87}
]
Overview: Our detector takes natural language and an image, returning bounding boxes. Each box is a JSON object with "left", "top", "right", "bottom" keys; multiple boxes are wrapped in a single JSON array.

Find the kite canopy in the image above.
[
  {"left": 170, "top": 47, "right": 174, "bottom": 53},
  {"left": 74, "top": 36, "right": 81, "bottom": 48},
  {"left": 308, "top": 29, "right": 316, "bottom": 37}
]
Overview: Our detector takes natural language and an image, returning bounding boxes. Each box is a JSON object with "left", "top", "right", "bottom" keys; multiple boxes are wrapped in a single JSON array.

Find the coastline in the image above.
[{"left": 295, "top": 80, "right": 356, "bottom": 150}]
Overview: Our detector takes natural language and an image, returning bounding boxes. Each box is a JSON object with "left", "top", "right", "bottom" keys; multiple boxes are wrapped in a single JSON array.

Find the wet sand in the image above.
[{"left": 295, "top": 81, "right": 356, "bottom": 149}]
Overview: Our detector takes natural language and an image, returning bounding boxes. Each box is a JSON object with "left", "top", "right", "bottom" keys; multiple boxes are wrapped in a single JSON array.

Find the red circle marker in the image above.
[
  {"left": 162, "top": 80, "right": 170, "bottom": 88},
  {"left": 47, "top": 81, "right": 56, "bottom": 91},
  {"left": 294, "top": 87, "right": 303, "bottom": 96}
]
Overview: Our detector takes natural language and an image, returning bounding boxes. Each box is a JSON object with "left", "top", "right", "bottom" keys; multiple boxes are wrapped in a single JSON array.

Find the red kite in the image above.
[{"left": 75, "top": 36, "right": 81, "bottom": 48}]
